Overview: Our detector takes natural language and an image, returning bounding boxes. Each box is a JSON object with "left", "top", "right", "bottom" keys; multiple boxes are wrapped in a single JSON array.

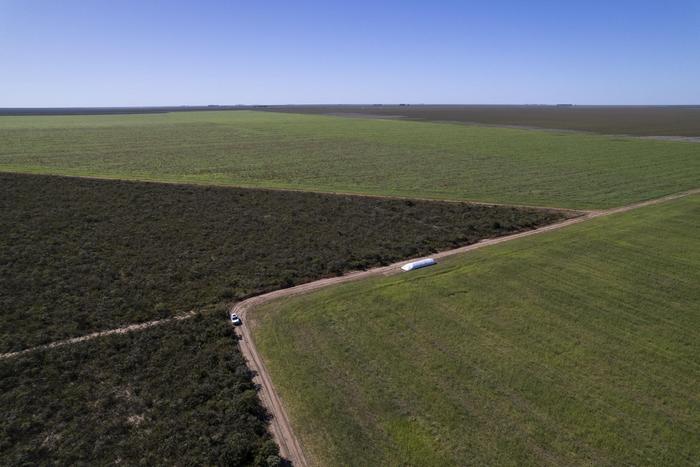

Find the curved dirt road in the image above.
[{"left": 231, "top": 188, "right": 699, "bottom": 467}]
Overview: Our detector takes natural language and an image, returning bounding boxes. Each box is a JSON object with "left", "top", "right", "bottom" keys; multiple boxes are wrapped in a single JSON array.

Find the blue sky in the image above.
[{"left": 1, "top": 0, "right": 698, "bottom": 106}]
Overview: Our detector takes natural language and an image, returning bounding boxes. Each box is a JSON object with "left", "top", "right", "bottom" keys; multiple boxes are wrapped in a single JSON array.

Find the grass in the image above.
[
  {"left": 254, "top": 194, "right": 700, "bottom": 466},
  {"left": 0, "top": 110, "right": 698, "bottom": 209},
  {"left": 0, "top": 316, "right": 282, "bottom": 466},
  {"left": 0, "top": 172, "right": 562, "bottom": 352},
  {"left": 260, "top": 104, "right": 700, "bottom": 136}
]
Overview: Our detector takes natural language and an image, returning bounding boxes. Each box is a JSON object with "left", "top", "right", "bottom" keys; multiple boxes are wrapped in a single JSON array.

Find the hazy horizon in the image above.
[{"left": 2, "top": 104, "right": 700, "bottom": 110}]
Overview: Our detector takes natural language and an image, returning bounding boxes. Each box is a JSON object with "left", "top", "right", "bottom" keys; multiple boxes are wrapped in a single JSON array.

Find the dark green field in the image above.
[
  {"left": 260, "top": 105, "right": 700, "bottom": 136},
  {"left": 1, "top": 111, "right": 698, "bottom": 209},
  {"left": 0, "top": 316, "right": 281, "bottom": 466},
  {"left": 0, "top": 172, "right": 563, "bottom": 352},
  {"left": 255, "top": 195, "right": 700, "bottom": 466}
]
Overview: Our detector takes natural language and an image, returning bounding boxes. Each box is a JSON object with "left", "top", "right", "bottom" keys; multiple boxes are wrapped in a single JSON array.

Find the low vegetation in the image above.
[
  {"left": 254, "top": 195, "right": 700, "bottom": 466},
  {"left": 1, "top": 111, "right": 698, "bottom": 209},
  {"left": 0, "top": 172, "right": 564, "bottom": 352},
  {"left": 260, "top": 104, "right": 700, "bottom": 136},
  {"left": 0, "top": 316, "right": 282, "bottom": 466}
]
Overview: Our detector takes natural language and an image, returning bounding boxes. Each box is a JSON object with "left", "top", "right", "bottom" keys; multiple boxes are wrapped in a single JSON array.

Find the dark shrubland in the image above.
[
  {"left": 0, "top": 172, "right": 567, "bottom": 352},
  {"left": 0, "top": 172, "right": 567, "bottom": 465},
  {"left": 0, "top": 316, "right": 280, "bottom": 466}
]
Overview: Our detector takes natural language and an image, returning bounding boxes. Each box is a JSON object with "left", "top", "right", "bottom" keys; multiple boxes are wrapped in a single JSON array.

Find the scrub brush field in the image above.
[
  {"left": 0, "top": 317, "right": 281, "bottom": 466},
  {"left": 0, "top": 172, "right": 564, "bottom": 353},
  {"left": 0, "top": 172, "right": 566, "bottom": 464},
  {"left": 253, "top": 195, "right": 700, "bottom": 466},
  {"left": 1, "top": 111, "right": 698, "bottom": 209}
]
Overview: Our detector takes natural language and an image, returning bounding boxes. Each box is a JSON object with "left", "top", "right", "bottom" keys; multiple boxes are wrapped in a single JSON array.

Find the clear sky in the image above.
[{"left": 1, "top": 0, "right": 698, "bottom": 106}]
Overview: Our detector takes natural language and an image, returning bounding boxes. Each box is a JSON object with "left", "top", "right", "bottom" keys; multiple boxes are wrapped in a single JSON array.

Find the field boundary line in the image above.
[
  {"left": 0, "top": 310, "right": 197, "bottom": 360},
  {"left": 231, "top": 187, "right": 699, "bottom": 467},
  {"left": 258, "top": 108, "right": 700, "bottom": 141},
  {"left": 0, "top": 170, "right": 592, "bottom": 213}
]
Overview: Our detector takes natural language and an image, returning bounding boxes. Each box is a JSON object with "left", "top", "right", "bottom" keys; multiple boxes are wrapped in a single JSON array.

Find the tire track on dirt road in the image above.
[{"left": 231, "top": 187, "right": 699, "bottom": 467}]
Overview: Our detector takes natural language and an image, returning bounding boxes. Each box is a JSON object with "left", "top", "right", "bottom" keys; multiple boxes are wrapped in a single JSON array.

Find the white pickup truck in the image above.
[{"left": 230, "top": 313, "right": 242, "bottom": 326}]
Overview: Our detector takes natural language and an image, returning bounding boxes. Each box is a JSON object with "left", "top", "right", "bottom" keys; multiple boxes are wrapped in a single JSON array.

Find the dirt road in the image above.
[
  {"left": 231, "top": 187, "right": 699, "bottom": 467},
  {"left": 0, "top": 310, "right": 197, "bottom": 360}
]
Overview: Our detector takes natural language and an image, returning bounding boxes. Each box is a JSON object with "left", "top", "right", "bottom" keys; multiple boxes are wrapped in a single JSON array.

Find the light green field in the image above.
[
  {"left": 1, "top": 111, "right": 698, "bottom": 209},
  {"left": 254, "top": 195, "right": 700, "bottom": 466}
]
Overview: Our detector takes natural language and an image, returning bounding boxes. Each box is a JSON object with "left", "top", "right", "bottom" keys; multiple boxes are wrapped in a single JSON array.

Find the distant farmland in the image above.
[
  {"left": 254, "top": 195, "right": 700, "bottom": 466},
  {"left": 259, "top": 104, "right": 700, "bottom": 136},
  {"left": 1, "top": 111, "right": 699, "bottom": 209}
]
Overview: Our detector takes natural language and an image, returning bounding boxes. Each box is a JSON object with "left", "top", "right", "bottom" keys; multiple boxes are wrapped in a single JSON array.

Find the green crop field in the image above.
[
  {"left": 260, "top": 104, "right": 700, "bottom": 137},
  {"left": 1, "top": 111, "right": 698, "bottom": 209},
  {"left": 254, "top": 195, "right": 700, "bottom": 466}
]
